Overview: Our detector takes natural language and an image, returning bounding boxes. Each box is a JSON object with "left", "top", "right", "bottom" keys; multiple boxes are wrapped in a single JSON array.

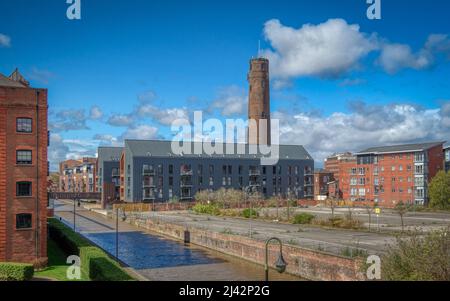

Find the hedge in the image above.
[
  {"left": 48, "top": 218, "right": 133, "bottom": 281},
  {"left": 0, "top": 263, "right": 34, "bottom": 281}
]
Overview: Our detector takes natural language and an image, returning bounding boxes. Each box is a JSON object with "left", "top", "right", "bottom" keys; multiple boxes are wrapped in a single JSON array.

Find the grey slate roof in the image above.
[
  {"left": 357, "top": 141, "right": 446, "bottom": 155},
  {"left": 125, "top": 139, "right": 313, "bottom": 160},
  {"left": 97, "top": 147, "right": 123, "bottom": 162}
]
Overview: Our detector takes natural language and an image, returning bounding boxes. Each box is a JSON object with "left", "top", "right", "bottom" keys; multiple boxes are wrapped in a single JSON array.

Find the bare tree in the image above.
[{"left": 395, "top": 201, "right": 410, "bottom": 232}]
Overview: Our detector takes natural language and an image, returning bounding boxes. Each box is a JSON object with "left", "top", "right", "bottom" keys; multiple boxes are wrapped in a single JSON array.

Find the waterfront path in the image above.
[{"left": 54, "top": 199, "right": 301, "bottom": 281}]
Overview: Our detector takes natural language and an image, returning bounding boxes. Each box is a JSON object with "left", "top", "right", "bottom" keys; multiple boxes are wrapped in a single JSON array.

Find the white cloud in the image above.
[
  {"left": 137, "top": 104, "right": 189, "bottom": 126},
  {"left": 49, "top": 109, "right": 89, "bottom": 132},
  {"left": 262, "top": 19, "right": 378, "bottom": 79},
  {"left": 274, "top": 101, "right": 450, "bottom": 165},
  {"left": 209, "top": 86, "right": 247, "bottom": 116},
  {"left": 27, "top": 67, "right": 54, "bottom": 84},
  {"left": 120, "top": 125, "right": 159, "bottom": 140},
  {"left": 0, "top": 33, "right": 11, "bottom": 47},
  {"left": 378, "top": 43, "right": 432, "bottom": 74},
  {"left": 107, "top": 114, "right": 135, "bottom": 127},
  {"left": 339, "top": 78, "right": 366, "bottom": 87},
  {"left": 89, "top": 106, "right": 103, "bottom": 120},
  {"left": 93, "top": 134, "right": 120, "bottom": 145}
]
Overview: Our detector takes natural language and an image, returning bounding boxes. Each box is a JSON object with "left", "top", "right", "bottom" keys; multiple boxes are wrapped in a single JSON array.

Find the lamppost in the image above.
[
  {"left": 73, "top": 193, "right": 80, "bottom": 231},
  {"left": 265, "top": 237, "right": 287, "bottom": 281},
  {"left": 244, "top": 186, "right": 254, "bottom": 238},
  {"left": 115, "top": 207, "right": 126, "bottom": 262}
]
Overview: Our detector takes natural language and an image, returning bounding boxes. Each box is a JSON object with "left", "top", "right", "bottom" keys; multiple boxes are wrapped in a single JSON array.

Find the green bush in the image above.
[
  {"left": 241, "top": 208, "right": 259, "bottom": 218},
  {"left": 48, "top": 218, "right": 133, "bottom": 281},
  {"left": 292, "top": 213, "right": 315, "bottom": 224},
  {"left": 192, "top": 203, "right": 221, "bottom": 215},
  {"left": 382, "top": 227, "right": 450, "bottom": 280},
  {"left": 0, "top": 263, "right": 34, "bottom": 281}
]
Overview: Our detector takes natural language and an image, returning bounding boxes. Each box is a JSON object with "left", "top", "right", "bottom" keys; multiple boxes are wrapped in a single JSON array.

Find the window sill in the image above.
[
  {"left": 15, "top": 196, "right": 34, "bottom": 199},
  {"left": 16, "top": 228, "right": 33, "bottom": 231},
  {"left": 15, "top": 164, "right": 35, "bottom": 167}
]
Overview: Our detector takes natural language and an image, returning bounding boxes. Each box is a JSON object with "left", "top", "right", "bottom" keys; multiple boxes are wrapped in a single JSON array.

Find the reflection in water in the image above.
[{"left": 84, "top": 231, "right": 222, "bottom": 269}]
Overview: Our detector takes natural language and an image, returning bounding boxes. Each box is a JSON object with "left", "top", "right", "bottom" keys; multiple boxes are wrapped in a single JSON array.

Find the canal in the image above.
[{"left": 55, "top": 200, "right": 302, "bottom": 281}]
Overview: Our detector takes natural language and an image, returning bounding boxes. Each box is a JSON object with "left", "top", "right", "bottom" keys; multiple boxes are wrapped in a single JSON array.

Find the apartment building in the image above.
[
  {"left": 313, "top": 170, "right": 334, "bottom": 201},
  {"left": 0, "top": 69, "right": 48, "bottom": 264},
  {"left": 324, "top": 153, "right": 357, "bottom": 200},
  {"left": 354, "top": 142, "right": 445, "bottom": 206},
  {"left": 96, "top": 147, "right": 122, "bottom": 208},
  {"left": 119, "top": 140, "right": 314, "bottom": 203},
  {"left": 59, "top": 157, "right": 97, "bottom": 193}
]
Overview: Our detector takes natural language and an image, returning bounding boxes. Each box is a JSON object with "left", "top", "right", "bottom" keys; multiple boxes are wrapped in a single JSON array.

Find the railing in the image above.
[
  {"left": 180, "top": 181, "right": 193, "bottom": 187},
  {"left": 180, "top": 170, "right": 193, "bottom": 176},
  {"left": 249, "top": 170, "right": 261, "bottom": 176},
  {"left": 143, "top": 169, "right": 155, "bottom": 175},
  {"left": 143, "top": 182, "right": 156, "bottom": 188}
]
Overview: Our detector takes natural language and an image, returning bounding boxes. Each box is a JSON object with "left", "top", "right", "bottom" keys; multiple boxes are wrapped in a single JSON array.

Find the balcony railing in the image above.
[
  {"left": 180, "top": 181, "right": 193, "bottom": 187},
  {"left": 180, "top": 170, "right": 193, "bottom": 176},
  {"left": 249, "top": 170, "right": 261, "bottom": 176},
  {"left": 143, "top": 169, "right": 155, "bottom": 175},
  {"left": 143, "top": 181, "right": 156, "bottom": 188}
]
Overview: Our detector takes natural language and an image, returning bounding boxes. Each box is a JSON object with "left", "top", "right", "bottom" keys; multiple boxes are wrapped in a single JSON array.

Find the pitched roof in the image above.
[
  {"left": 125, "top": 139, "right": 313, "bottom": 160},
  {"left": 97, "top": 147, "right": 123, "bottom": 163},
  {"left": 0, "top": 72, "right": 27, "bottom": 88},
  {"left": 357, "top": 141, "right": 446, "bottom": 155}
]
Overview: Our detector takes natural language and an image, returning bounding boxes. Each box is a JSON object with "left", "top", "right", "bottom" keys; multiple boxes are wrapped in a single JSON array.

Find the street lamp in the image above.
[
  {"left": 73, "top": 194, "right": 80, "bottom": 231},
  {"left": 115, "top": 207, "right": 127, "bottom": 262},
  {"left": 265, "top": 237, "right": 287, "bottom": 281},
  {"left": 244, "top": 186, "right": 255, "bottom": 238}
]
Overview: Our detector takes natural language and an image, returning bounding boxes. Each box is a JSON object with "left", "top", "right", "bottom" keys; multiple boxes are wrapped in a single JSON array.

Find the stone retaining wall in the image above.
[{"left": 123, "top": 215, "right": 366, "bottom": 281}]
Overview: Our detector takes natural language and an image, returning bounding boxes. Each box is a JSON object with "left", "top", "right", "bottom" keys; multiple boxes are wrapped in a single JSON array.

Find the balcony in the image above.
[
  {"left": 143, "top": 169, "right": 155, "bottom": 176},
  {"left": 112, "top": 171, "right": 120, "bottom": 177},
  {"left": 249, "top": 170, "right": 261, "bottom": 176},
  {"left": 143, "top": 181, "right": 156, "bottom": 188},
  {"left": 180, "top": 170, "right": 193, "bottom": 176},
  {"left": 249, "top": 181, "right": 260, "bottom": 187},
  {"left": 180, "top": 181, "right": 193, "bottom": 187}
]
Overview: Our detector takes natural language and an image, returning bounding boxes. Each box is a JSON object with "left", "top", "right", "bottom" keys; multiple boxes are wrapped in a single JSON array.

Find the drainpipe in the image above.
[{"left": 35, "top": 90, "right": 40, "bottom": 260}]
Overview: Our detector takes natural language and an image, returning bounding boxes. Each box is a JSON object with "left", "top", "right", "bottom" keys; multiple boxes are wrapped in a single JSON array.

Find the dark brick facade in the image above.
[{"left": 0, "top": 73, "right": 48, "bottom": 264}]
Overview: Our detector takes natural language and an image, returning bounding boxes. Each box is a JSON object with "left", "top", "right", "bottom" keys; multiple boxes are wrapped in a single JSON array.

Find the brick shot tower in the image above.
[{"left": 248, "top": 57, "right": 271, "bottom": 145}]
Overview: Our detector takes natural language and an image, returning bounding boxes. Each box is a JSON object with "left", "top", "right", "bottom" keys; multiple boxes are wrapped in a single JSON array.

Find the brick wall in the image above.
[
  {"left": 123, "top": 215, "right": 365, "bottom": 281},
  {"left": 0, "top": 86, "right": 48, "bottom": 264}
]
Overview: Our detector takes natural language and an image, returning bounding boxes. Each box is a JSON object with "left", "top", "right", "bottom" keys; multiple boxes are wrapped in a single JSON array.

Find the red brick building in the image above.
[
  {"left": 324, "top": 153, "right": 356, "bottom": 200},
  {"left": 313, "top": 170, "right": 334, "bottom": 200},
  {"left": 355, "top": 142, "right": 445, "bottom": 206},
  {"left": 59, "top": 157, "right": 97, "bottom": 193},
  {"left": 0, "top": 69, "right": 48, "bottom": 264}
]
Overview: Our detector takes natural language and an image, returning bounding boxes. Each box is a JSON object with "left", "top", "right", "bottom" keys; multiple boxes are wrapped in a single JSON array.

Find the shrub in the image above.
[
  {"left": 241, "top": 208, "right": 259, "bottom": 218},
  {"left": 292, "top": 213, "right": 315, "bottom": 224},
  {"left": 382, "top": 227, "right": 450, "bottom": 280},
  {"left": 0, "top": 263, "right": 34, "bottom": 281},
  {"left": 48, "top": 218, "right": 133, "bottom": 281},
  {"left": 428, "top": 171, "right": 450, "bottom": 210},
  {"left": 192, "top": 203, "right": 221, "bottom": 216}
]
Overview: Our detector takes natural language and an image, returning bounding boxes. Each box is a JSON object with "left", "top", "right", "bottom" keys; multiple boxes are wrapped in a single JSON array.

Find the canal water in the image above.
[{"left": 55, "top": 202, "right": 301, "bottom": 281}]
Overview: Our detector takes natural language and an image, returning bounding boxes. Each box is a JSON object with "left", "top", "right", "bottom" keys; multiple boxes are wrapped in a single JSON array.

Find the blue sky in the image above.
[{"left": 1, "top": 0, "right": 450, "bottom": 170}]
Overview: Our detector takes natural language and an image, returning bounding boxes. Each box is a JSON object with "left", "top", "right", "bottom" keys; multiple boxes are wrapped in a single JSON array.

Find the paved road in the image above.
[
  {"left": 276, "top": 207, "right": 450, "bottom": 232},
  {"left": 138, "top": 211, "right": 398, "bottom": 256},
  {"left": 54, "top": 200, "right": 300, "bottom": 281}
]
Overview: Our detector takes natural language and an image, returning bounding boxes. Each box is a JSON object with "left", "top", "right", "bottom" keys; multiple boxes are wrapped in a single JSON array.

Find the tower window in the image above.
[
  {"left": 16, "top": 214, "right": 32, "bottom": 229},
  {"left": 16, "top": 150, "right": 32, "bottom": 165},
  {"left": 17, "top": 118, "right": 32, "bottom": 133},
  {"left": 16, "top": 181, "right": 32, "bottom": 197}
]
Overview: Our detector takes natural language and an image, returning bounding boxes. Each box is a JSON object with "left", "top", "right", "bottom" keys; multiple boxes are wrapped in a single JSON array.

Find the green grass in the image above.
[{"left": 35, "top": 239, "right": 88, "bottom": 281}]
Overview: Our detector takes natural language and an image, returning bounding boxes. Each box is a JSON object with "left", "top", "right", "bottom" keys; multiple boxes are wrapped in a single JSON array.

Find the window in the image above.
[
  {"left": 16, "top": 214, "right": 32, "bottom": 229},
  {"left": 169, "top": 165, "right": 173, "bottom": 174},
  {"left": 16, "top": 182, "right": 32, "bottom": 197},
  {"left": 16, "top": 150, "right": 32, "bottom": 165},
  {"left": 16, "top": 118, "right": 32, "bottom": 133}
]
